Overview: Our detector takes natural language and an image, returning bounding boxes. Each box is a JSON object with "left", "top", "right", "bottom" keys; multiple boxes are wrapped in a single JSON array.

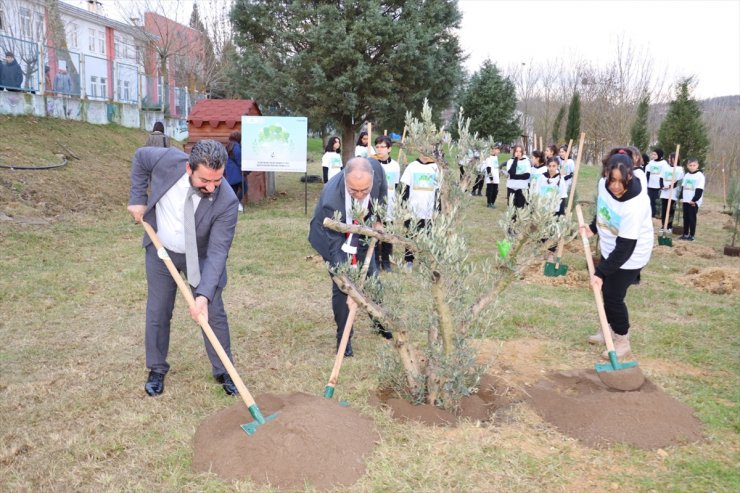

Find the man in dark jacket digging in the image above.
[
  {"left": 309, "top": 157, "right": 392, "bottom": 358},
  {"left": 127, "top": 140, "right": 240, "bottom": 397}
]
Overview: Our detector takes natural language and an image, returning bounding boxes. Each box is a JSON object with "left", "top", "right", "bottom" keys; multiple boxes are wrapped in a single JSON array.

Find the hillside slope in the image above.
[{"left": 0, "top": 116, "right": 181, "bottom": 221}]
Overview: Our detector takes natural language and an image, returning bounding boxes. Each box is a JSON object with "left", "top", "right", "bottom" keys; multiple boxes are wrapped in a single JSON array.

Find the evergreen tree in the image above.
[
  {"left": 630, "top": 94, "right": 650, "bottom": 152},
  {"left": 551, "top": 105, "right": 566, "bottom": 143},
  {"left": 457, "top": 60, "right": 520, "bottom": 144},
  {"left": 564, "top": 92, "right": 581, "bottom": 143},
  {"left": 230, "top": 0, "right": 464, "bottom": 162},
  {"left": 658, "top": 78, "right": 710, "bottom": 165},
  {"left": 189, "top": 2, "right": 217, "bottom": 92}
]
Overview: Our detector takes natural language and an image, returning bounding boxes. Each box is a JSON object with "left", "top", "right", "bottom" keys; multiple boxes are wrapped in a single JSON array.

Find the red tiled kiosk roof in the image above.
[{"left": 187, "top": 99, "right": 262, "bottom": 128}]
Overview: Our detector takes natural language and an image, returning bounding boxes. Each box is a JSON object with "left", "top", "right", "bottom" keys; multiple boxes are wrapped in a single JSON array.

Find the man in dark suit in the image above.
[
  {"left": 127, "top": 140, "right": 240, "bottom": 396},
  {"left": 309, "top": 157, "right": 390, "bottom": 357}
]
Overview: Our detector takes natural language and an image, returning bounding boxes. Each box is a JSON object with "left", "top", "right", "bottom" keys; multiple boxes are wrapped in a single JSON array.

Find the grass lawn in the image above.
[{"left": 0, "top": 117, "right": 738, "bottom": 492}]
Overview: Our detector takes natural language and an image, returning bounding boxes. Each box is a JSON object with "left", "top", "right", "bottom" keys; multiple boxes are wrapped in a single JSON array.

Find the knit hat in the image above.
[
  {"left": 5, "top": 51, "right": 14, "bottom": 57},
  {"left": 653, "top": 148, "right": 664, "bottom": 160}
]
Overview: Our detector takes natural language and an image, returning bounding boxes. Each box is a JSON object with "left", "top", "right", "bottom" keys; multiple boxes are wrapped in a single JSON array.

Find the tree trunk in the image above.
[{"left": 341, "top": 118, "right": 355, "bottom": 164}]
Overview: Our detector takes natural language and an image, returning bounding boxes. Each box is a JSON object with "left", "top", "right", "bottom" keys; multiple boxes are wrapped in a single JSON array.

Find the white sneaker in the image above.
[
  {"left": 237, "top": 203, "right": 244, "bottom": 212},
  {"left": 658, "top": 228, "right": 665, "bottom": 233},
  {"left": 601, "top": 333, "right": 632, "bottom": 360},
  {"left": 666, "top": 228, "right": 672, "bottom": 234}
]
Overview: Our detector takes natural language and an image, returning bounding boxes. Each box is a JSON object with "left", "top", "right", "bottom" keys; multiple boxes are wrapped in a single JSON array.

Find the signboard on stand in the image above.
[{"left": 241, "top": 115, "right": 307, "bottom": 172}]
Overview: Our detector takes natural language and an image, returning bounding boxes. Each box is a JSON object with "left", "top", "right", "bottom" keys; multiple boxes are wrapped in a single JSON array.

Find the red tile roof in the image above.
[{"left": 187, "top": 99, "right": 262, "bottom": 128}]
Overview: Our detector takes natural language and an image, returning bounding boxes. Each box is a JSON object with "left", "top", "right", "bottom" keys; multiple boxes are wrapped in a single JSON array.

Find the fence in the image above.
[
  {"left": 0, "top": 33, "right": 40, "bottom": 92},
  {"left": 0, "top": 33, "right": 206, "bottom": 115}
]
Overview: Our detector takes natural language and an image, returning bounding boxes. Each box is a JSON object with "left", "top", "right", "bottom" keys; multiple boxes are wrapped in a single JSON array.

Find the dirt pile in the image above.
[
  {"left": 193, "top": 392, "right": 379, "bottom": 490},
  {"left": 682, "top": 266, "right": 740, "bottom": 294},
  {"left": 528, "top": 369, "right": 703, "bottom": 449},
  {"left": 672, "top": 243, "right": 720, "bottom": 259},
  {"left": 521, "top": 261, "right": 590, "bottom": 288}
]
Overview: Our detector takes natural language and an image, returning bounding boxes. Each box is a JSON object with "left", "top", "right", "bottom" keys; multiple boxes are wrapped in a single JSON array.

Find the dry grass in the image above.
[{"left": 1, "top": 116, "right": 738, "bottom": 492}]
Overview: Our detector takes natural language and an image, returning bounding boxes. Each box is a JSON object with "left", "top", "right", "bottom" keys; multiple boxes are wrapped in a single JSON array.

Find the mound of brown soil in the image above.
[
  {"left": 682, "top": 267, "right": 740, "bottom": 294},
  {"left": 673, "top": 243, "right": 719, "bottom": 259},
  {"left": 528, "top": 369, "right": 703, "bottom": 449},
  {"left": 192, "top": 392, "right": 379, "bottom": 490},
  {"left": 521, "top": 261, "right": 589, "bottom": 288}
]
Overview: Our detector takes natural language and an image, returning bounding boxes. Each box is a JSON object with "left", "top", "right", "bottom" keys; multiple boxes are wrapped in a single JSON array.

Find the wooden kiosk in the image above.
[{"left": 185, "top": 99, "right": 269, "bottom": 204}]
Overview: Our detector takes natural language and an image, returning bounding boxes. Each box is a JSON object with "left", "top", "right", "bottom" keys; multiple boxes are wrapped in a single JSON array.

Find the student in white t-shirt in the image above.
[
  {"left": 504, "top": 144, "right": 531, "bottom": 209},
  {"left": 354, "top": 131, "right": 375, "bottom": 158},
  {"left": 400, "top": 154, "right": 439, "bottom": 268},
  {"left": 531, "top": 157, "right": 568, "bottom": 215},
  {"left": 659, "top": 152, "right": 684, "bottom": 233},
  {"left": 679, "top": 158, "right": 706, "bottom": 241},
  {"left": 529, "top": 150, "right": 547, "bottom": 184},
  {"left": 580, "top": 153, "right": 653, "bottom": 360},
  {"left": 321, "top": 136, "right": 343, "bottom": 183},
  {"left": 373, "top": 135, "right": 401, "bottom": 270},
  {"left": 646, "top": 148, "right": 667, "bottom": 218},
  {"left": 484, "top": 145, "right": 501, "bottom": 208},
  {"left": 558, "top": 145, "right": 576, "bottom": 194}
]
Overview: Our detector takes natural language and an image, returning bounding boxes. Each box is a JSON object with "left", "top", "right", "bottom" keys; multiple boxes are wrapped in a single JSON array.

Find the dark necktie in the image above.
[{"left": 184, "top": 188, "right": 200, "bottom": 287}]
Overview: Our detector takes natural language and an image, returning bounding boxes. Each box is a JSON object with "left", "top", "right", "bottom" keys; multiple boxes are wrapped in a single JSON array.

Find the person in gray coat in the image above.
[
  {"left": 308, "top": 157, "right": 391, "bottom": 357},
  {"left": 127, "top": 140, "right": 239, "bottom": 397}
]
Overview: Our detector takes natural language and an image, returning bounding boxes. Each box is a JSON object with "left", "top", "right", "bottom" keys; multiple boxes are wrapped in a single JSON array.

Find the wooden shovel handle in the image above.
[
  {"left": 555, "top": 132, "right": 586, "bottom": 263},
  {"left": 575, "top": 206, "right": 615, "bottom": 353},
  {"left": 326, "top": 237, "right": 379, "bottom": 388},
  {"left": 141, "top": 221, "right": 258, "bottom": 409},
  {"left": 662, "top": 144, "right": 680, "bottom": 231}
]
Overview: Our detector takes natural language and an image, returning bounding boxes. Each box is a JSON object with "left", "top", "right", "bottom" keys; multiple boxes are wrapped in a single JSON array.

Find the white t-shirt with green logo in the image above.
[
  {"left": 660, "top": 163, "right": 684, "bottom": 200},
  {"left": 681, "top": 171, "right": 706, "bottom": 206},
  {"left": 596, "top": 178, "right": 654, "bottom": 270},
  {"left": 322, "top": 151, "right": 343, "bottom": 181},
  {"left": 380, "top": 159, "right": 401, "bottom": 220},
  {"left": 401, "top": 160, "right": 439, "bottom": 220}
]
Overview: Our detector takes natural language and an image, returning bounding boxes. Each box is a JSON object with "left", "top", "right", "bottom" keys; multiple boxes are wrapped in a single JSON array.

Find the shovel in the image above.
[
  {"left": 575, "top": 206, "right": 645, "bottom": 391},
  {"left": 324, "top": 238, "right": 378, "bottom": 399},
  {"left": 544, "top": 133, "right": 585, "bottom": 277},
  {"left": 142, "top": 221, "right": 278, "bottom": 435},
  {"left": 658, "top": 145, "right": 680, "bottom": 247}
]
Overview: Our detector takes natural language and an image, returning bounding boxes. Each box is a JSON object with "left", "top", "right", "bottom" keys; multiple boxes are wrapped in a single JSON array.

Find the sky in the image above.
[
  {"left": 458, "top": 0, "right": 740, "bottom": 99},
  {"left": 69, "top": 0, "right": 740, "bottom": 99}
]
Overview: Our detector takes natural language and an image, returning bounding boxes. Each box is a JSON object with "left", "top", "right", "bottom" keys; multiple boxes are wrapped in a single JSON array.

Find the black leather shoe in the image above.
[
  {"left": 344, "top": 344, "right": 354, "bottom": 358},
  {"left": 145, "top": 371, "right": 165, "bottom": 396},
  {"left": 215, "top": 373, "right": 239, "bottom": 396},
  {"left": 374, "top": 323, "right": 393, "bottom": 340},
  {"left": 337, "top": 340, "right": 354, "bottom": 358}
]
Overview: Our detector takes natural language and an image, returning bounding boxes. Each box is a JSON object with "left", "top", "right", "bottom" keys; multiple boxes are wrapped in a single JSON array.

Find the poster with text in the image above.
[{"left": 241, "top": 116, "right": 308, "bottom": 172}]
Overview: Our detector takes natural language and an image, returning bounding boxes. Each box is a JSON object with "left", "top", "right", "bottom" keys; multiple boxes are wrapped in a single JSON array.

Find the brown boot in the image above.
[
  {"left": 588, "top": 329, "right": 605, "bottom": 345},
  {"left": 601, "top": 332, "right": 632, "bottom": 360}
]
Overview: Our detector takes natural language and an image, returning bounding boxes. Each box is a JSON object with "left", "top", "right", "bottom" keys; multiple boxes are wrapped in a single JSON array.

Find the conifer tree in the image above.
[
  {"left": 230, "top": 0, "right": 464, "bottom": 162},
  {"left": 564, "top": 92, "right": 581, "bottom": 143},
  {"left": 457, "top": 60, "right": 520, "bottom": 143},
  {"left": 630, "top": 94, "right": 650, "bottom": 152},
  {"left": 658, "top": 78, "right": 710, "bottom": 165},
  {"left": 551, "top": 105, "right": 566, "bottom": 143}
]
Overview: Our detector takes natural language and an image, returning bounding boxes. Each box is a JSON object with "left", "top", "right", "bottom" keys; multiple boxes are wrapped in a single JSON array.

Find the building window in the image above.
[
  {"left": 90, "top": 76, "right": 98, "bottom": 98},
  {"left": 118, "top": 80, "right": 131, "bottom": 101},
  {"left": 100, "top": 77, "right": 107, "bottom": 97},
  {"left": 89, "top": 28, "right": 95, "bottom": 51},
  {"left": 97, "top": 30, "right": 105, "bottom": 54},
  {"left": 69, "top": 23, "right": 78, "bottom": 49},
  {"left": 20, "top": 7, "right": 32, "bottom": 38}
]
